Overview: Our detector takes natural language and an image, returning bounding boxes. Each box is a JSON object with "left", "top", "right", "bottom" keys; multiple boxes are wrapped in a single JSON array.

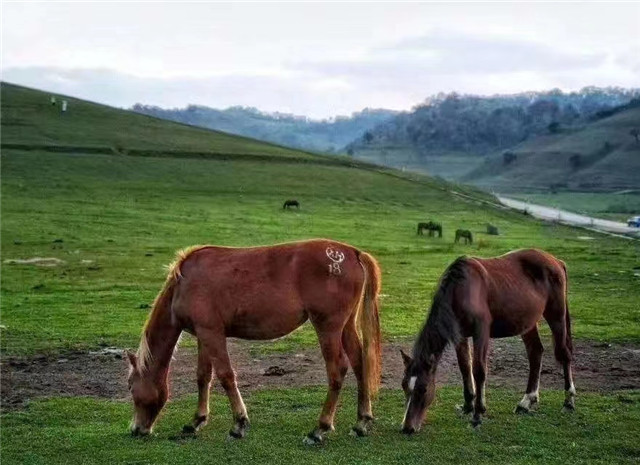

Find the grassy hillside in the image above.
[
  {"left": 2, "top": 83, "right": 640, "bottom": 464},
  {"left": 1, "top": 82, "right": 315, "bottom": 159},
  {"left": 467, "top": 106, "right": 640, "bottom": 192}
]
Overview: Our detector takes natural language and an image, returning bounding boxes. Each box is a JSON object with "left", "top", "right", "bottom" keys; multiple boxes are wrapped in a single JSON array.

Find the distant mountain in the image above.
[
  {"left": 131, "top": 104, "right": 397, "bottom": 153},
  {"left": 464, "top": 102, "right": 640, "bottom": 192},
  {"left": 345, "top": 87, "right": 640, "bottom": 180}
]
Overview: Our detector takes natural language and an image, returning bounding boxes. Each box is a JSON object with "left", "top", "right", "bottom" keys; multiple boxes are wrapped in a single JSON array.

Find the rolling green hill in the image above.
[
  {"left": 1, "top": 82, "right": 316, "bottom": 160},
  {"left": 466, "top": 105, "right": 640, "bottom": 192}
]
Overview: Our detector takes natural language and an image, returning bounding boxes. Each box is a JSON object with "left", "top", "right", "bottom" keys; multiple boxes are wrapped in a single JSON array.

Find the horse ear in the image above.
[
  {"left": 126, "top": 350, "right": 137, "bottom": 368},
  {"left": 400, "top": 349, "right": 412, "bottom": 368}
]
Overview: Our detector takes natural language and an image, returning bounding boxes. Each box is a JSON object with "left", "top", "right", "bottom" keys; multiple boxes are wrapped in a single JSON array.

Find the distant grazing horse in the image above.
[
  {"left": 283, "top": 199, "right": 300, "bottom": 209},
  {"left": 400, "top": 249, "right": 575, "bottom": 433},
  {"left": 417, "top": 221, "right": 442, "bottom": 237},
  {"left": 455, "top": 229, "right": 473, "bottom": 244},
  {"left": 126, "top": 239, "right": 382, "bottom": 444}
]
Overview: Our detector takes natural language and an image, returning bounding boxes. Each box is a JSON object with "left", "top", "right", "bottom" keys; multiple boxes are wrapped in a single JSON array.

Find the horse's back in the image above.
[
  {"left": 172, "top": 240, "right": 365, "bottom": 338},
  {"left": 465, "top": 249, "right": 566, "bottom": 337}
]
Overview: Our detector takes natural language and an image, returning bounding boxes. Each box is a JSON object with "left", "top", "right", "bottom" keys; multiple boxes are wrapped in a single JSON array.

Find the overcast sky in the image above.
[{"left": 2, "top": 2, "right": 639, "bottom": 118}]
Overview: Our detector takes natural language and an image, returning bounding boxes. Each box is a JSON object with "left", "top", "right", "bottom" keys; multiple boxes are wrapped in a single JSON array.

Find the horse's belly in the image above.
[
  {"left": 490, "top": 320, "right": 523, "bottom": 338},
  {"left": 226, "top": 307, "right": 308, "bottom": 340},
  {"left": 490, "top": 308, "right": 543, "bottom": 338}
]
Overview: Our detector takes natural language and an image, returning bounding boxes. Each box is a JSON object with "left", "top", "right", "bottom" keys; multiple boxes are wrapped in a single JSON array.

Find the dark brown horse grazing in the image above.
[
  {"left": 126, "top": 239, "right": 381, "bottom": 444},
  {"left": 417, "top": 221, "right": 442, "bottom": 237},
  {"left": 400, "top": 249, "right": 575, "bottom": 433},
  {"left": 454, "top": 229, "right": 473, "bottom": 244},
  {"left": 283, "top": 199, "right": 300, "bottom": 209}
]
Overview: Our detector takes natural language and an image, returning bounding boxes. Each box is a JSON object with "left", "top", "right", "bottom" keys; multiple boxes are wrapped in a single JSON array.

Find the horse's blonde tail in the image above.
[{"left": 356, "top": 251, "right": 382, "bottom": 397}]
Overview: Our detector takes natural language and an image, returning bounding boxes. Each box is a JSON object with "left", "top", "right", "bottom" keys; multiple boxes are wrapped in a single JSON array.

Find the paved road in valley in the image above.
[{"left": 497, "top": 196, "right": 640, "bottom": 238}]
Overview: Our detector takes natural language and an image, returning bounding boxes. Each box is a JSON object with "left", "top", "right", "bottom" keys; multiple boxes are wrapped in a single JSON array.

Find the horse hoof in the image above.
[
  {"left": 562, "top": 402, "right": 575, "bottom": 413},
  {"left": 303, "top": 433, "right": 324, "bottom": 446},
  {"left": 227, "top": 428, "right": 246, "bottom": 440},
  {"left": 456, "top": 404, "right": 473, "bottom": 416},
  {"left": 470, "top": 417, "right": 483, "bottom": 428},
  {"left": 514, "top": 404, "right": 530, "bottom": 414},
  {"left": 182, "top": 424, "right": 196, "bottom": 434},
  {"left": 350, "top": 426, "right": 367, "bottom": 437}
]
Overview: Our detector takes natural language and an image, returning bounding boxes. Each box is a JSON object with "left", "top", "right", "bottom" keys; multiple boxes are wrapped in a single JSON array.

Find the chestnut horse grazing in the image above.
[
  {"left": 401, "top": 249, "right": 575, "bottom": 433},
  {"left": 126, "top": 239, "right": 382, "bottom": 444}
]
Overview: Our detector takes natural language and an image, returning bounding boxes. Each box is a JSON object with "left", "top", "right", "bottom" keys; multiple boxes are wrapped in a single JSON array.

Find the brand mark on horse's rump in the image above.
[{"left": 326, "top": 247, "right": 345, "bottom": 275}]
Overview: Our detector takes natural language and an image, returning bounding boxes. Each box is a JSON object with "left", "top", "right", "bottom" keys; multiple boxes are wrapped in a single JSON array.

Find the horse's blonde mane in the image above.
[{"left": 136, "top": 245, "right": 210, "bottom": 373}]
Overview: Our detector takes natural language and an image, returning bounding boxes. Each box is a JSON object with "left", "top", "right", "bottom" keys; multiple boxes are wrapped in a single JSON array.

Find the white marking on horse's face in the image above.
[{"left": 408, "top": 376, "right": 417, "bottom": 392}]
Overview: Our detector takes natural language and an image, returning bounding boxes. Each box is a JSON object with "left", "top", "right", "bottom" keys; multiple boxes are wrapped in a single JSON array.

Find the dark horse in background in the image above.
[
  {"left": 126, "top": 239, "right": 381, "bottom": 444},
  {"left": 417, "top": 221, "right": 442, "bottom": 237},
  {"left": 401, "top": 249, "right": 575, "bottom": 433},
  {"left": 455, "top": 229, "right": 473, "bottom": 244},
  {"left": 283, "top": 199, "right": 300, "bottom": 209}
]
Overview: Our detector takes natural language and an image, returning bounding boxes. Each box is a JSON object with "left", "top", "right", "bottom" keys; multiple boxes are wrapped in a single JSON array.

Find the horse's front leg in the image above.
[
  {"left": 471, "top": 324, "right": 490, "bottom": 427},
  {"left": 198, "top": 328, "right": 250, "bottom": 439},
  {"left": 455, "top": 338, "right": 475, "bottom": 415},
  {"left": 183, "top": 340, "right": 213, "bottom": 434},
  {"left": 305, "top": 331, "right": 349, "bottom": 445}
]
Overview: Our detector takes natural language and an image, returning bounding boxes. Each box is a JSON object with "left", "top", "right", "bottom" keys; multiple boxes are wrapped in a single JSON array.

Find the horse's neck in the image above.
[
  {"left": 417, "top": 324, "right": 448, "bottom": 361},
  {"left": 142, "top": 312, "right": 181, "bottom": 379}
]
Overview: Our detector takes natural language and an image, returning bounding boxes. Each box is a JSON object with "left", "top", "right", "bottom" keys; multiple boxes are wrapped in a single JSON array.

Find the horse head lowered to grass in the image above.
[
  {"left": 401, "top": 249, "right": 576, "bottom": 434},
  {"left": 126, "top": 239, "right": 382, "bottom": 444}
]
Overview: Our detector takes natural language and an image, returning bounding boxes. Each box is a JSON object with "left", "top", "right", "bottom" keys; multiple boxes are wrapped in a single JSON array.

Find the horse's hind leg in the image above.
[
  {"left": 455, "top": 338, "right": 475, "bottom": 414},
  {"left": 198, "top": 328, "right": 249, "bottom": 439},
  {"left": 305, "top": 329, "right": 349, "bottom": 444},
  {"left": 342, "top": 320, "right": 373, "bottom": 436},
  {"left": 515, "top": 327, "right": 544, "bottom": 414},
  {"left": 183, "top": 340, "right": 213, "bottom": 434},
  {"left": 546, "top": 310, "right": 576, "bottom": 411}
]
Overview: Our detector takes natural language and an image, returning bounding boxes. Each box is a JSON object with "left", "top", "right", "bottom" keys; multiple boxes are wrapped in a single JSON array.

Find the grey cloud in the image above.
[{"left": 294, "top": 31, "right": 608, "bottom": 84}]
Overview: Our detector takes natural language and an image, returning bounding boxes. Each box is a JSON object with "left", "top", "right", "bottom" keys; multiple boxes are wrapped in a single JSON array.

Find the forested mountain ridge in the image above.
[
  {"left": 131, "top": 104, "right": 397, "bottom": 153},
  {"left": 346, "top": 87, "right": 640, "bottom": 158}
]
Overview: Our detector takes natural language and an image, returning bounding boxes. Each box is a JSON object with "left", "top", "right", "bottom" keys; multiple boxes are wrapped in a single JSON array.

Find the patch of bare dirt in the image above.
[{"left": 2, "top": 338, "right": 640, "bottom": 411}]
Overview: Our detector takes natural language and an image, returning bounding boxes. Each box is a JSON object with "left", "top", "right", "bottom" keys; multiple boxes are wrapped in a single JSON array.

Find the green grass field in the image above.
[
  {"left": 2, "top": 83, "right": 639, "bottom": 464},
  {"left": 3, "top": 388, "right": 640, "bottom": 464}
]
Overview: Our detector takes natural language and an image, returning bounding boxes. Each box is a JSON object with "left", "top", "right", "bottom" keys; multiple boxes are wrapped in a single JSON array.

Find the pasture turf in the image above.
[
  {"left": 2, "top": 150, "right": 640, "bottom": 356},
  {"left": 2, "top": 387, "right": 640, "bottom": 464}
]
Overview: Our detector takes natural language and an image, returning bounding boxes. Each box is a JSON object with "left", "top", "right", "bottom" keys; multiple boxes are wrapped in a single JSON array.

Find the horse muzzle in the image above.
[{"left": 401, "top": 424, "right": 417, "bottom": 435}]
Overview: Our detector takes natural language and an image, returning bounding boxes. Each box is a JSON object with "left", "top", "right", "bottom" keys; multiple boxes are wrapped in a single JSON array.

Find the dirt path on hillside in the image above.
[{"left": 3, "top": 338, "right": 640, "bottom": 411}]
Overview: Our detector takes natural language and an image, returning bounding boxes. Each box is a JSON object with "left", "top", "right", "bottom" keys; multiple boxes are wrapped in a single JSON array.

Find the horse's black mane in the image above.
[{"left": 412, "top": 257, "right": 467, "bottom": 366}]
